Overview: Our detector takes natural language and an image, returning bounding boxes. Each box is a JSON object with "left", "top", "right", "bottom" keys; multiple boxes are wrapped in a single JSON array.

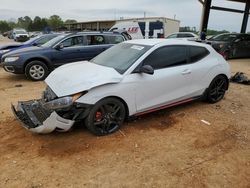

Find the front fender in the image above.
[{"left": 76, "top": 83, "right": 137, "bottom": 116}]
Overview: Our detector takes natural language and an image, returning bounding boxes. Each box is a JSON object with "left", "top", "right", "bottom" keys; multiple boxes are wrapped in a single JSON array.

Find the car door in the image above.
[
  {"left": 239, "top": 35, "right": 250, "bottom": 58},
  {"left": 130, "top": 45, "right": 194, "bottom": 113},
  {"left": 52, "top": 35, "right": 86, "bottom": 66}
]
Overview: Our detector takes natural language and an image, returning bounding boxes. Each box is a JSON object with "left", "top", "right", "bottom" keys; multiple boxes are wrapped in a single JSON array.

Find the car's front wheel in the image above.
[
  {"left": 85, "top": 98, "right": 126, "bottom": 136},
  {"left": 25, "top": 61, "right": 49, "bottom": 81},
  {"left": 206, "top": 75, "right": 228, "bottom": 103}
]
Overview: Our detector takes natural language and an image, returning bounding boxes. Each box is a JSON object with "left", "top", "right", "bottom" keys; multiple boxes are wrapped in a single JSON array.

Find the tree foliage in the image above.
[
  {"left": 65, "top": 19, "right": 77, "bottom": 24},
  {"left": 0, "top": 21, "right": 11, "bottom": 33},
  {"left": 0, "top": 15, "right": 67, "bottom": 33},
  {"left": 48, "top": 15, "right": 64, "bottom": 30}
]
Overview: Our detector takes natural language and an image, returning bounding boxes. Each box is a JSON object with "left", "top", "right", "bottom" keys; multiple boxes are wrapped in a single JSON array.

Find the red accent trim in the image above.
[{"left": 135, "top": 98, "right": 194, "bottom": 116}]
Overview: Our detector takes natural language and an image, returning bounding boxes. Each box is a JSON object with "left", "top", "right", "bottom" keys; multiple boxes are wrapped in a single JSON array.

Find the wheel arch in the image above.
[
  {"left": 23, "top": 57, "right": 51, "bottom": 72},
  {"left": 97, "top": 96, "right": 130, "bottom": 118},
  {"left": 216, "top": 73, "right": 229, "bottom": 90}
]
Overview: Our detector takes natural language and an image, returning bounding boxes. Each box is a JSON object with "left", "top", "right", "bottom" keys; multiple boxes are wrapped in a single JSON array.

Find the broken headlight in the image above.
[{"left": 43, "top": 93, "right": 83, "bottom": 110}]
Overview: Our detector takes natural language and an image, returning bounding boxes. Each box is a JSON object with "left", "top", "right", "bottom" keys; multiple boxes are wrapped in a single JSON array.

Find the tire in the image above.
[
  {"left": 25, "top": 60, "right": 49, "bottom": 81},
  {"left": 85, "top": 98, "right": 126, "bottom": 136},
  {"left": 206, "top": 75, "right": 228, "bottom": 103}
]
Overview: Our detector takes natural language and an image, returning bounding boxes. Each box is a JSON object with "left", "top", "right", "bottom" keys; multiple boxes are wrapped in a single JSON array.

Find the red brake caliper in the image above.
[{"left": 95, "top": 111, "right": 102, "bottom": 121}]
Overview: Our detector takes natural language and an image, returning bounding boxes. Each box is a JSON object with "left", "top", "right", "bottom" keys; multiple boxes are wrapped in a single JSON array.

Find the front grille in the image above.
[
  {"left": 31, "top": 101, "right": 51, "bottom": 122},
  {"left": 16, "top": 100, "right": 52, "bottom": 127},
  {"left": 15, "top": 109, "right": 36, "bottom": 128}
]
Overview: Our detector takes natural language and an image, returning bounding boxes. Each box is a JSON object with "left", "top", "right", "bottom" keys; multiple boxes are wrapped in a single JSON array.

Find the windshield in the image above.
[
  {"left": 90, "top": 42, "right": 152, "bottom": 74},
  {"left": 15, "top": 30, "right": 27, "bottom": 34},
  {"left": 23, "top": 35, "right": 41, "bottom": 45},
  {"left": 210, "top": 34, "right": 237, "bottom": 42},
  {"left": 41, "top": 35, "right": 65, "bottom": 47}
]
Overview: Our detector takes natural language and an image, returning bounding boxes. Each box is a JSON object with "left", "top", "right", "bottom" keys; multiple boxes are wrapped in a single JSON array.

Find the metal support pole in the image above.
[
  {"left": 241, "top": 1, "right": 250, "bottom": 33},
  {"left": 200, "top": 0, "right": 212, "bottom": 32}
]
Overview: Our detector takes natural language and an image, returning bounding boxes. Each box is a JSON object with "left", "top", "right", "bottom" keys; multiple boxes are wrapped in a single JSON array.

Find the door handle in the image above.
[{"left": 182, "top": 69, "right": 191, "bottom": 75}]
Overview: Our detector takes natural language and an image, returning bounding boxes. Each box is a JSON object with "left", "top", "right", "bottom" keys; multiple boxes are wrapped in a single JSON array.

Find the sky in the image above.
[{"left": 0, "top": 0, "right": 249, "bottom": 32}]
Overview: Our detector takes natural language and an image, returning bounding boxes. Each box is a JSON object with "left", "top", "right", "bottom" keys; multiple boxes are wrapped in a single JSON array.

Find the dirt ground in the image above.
[{"left": 0, "top": 36, "right": 250, "bottom": 188}]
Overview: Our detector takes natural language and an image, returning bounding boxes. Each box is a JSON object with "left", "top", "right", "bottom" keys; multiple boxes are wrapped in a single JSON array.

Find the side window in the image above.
[
  {"left": 143, "top": 46, "right": 187, "bottom": 69},
  {"left": 61, "top": 36, "right": 84, "bottom": 48},
  {"left": 108, "top": 35, "right": 124, "bottom": 44},
  {"left": 167, "top": 34, "right": 177, "bottom": 38},
  {"left": 87, "top": 35, "right": 105, "bottom": 45},
  {"left": 189, "top": 46, "right": 209, "bottom": 63}
]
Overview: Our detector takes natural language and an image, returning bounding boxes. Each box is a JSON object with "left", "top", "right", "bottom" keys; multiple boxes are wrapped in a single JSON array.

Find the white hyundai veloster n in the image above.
[{"left": 12, "top": 39, "right": 230, "bottom": 135}]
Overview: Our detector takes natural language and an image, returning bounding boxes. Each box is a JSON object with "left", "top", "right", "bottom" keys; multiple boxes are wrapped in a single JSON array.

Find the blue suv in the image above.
[
  {"left": 0, "top": 34, "right": 59, "bottom": 60},
  {"left": 1, "top": 32, "right": 129, "bottom": 81}
]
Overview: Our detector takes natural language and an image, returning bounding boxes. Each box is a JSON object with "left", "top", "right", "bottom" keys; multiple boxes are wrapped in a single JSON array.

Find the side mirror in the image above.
[
  {"left": 140, "top": 65, "right": 154, "bottom": 75},
  {"left": 55, "top": 43, "right": 64, "bottom": 50},
  {"left": 32, "top": 42, "right": 38, "bottom": 46}
]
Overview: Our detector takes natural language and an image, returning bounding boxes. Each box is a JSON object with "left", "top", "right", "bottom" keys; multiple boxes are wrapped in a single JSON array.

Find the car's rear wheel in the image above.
[
  {"left": 85, "top": 98, "right": 126, "bottom": 136},
  {"left": 25, "top": 61, "right": 49, "bottom": 81},
  {"left": 206, "top": 75, "right": 228, "bottom": 103}
]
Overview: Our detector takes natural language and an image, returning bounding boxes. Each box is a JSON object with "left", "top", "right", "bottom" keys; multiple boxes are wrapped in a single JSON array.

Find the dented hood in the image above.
[{"left": 45, "top": 61, "right": 123, "bottom": 97}]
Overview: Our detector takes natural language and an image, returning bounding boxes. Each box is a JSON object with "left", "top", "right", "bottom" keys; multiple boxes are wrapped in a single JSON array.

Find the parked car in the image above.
[
  {"left": 1, "top": 32, "right": 129, "bottom": 81},
  {"left": 2, "top": 31, "right": 8, "bottom": 37},
  {"left": 166, "top": 32, "right": 198, "bottom": 39},
  {"left": 12, "top": 39, "right": 230, "bottom": 135},
  {"left": 0, "top": 34, "right": 60, "bottom": 60},
  {"left": 207, "top": 33, "right": 250, "bottom": 60},
  {"left": 12, "top": 29, "right": 29, "bottom": 42}
]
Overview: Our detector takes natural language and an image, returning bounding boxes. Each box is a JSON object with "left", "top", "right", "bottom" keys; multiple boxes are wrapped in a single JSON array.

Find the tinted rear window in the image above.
[
  {"left": 144, "top": 46, "right": 187, "bottom": 69},
  {"left": 189, "top": 46, "right": 209, "bottom": 63}
]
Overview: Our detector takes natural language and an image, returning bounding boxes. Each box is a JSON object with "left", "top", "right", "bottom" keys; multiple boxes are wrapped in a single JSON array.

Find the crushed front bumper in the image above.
[{"left": 11, "top": 100, "right": 75, "bottom": 134}]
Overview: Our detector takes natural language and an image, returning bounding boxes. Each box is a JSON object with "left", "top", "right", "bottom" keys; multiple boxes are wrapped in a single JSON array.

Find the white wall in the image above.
[{"left": 165, "top": 19, "right": 180, "bottom": 37}]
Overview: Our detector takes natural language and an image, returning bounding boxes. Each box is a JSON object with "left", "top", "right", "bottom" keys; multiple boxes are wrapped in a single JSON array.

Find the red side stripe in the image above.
[{"left": 135, "top": 98, "right": 194, "bottom": 116}]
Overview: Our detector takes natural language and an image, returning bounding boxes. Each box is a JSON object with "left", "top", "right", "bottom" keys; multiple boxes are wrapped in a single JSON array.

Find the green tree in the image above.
[
  {"left": 48, "top": 15, "right": 64, "bottom": 30},
  {"left": 65, "top": 19, "right": 77, "bottom": 24},
  {"left": 29, "top": 16, "right": 42, "bottom": 31},
  {"left": 7, "top": 21, "right": 17, "bottom": 29},
  {"left": 206, "top": 29, "right": 230, "bottom": 36},
  {"left": 17, "top": 16, "right": 32, "bottom": 30},
  {"left": 0, "top": 21, "right": 11, "bottom": 33}
]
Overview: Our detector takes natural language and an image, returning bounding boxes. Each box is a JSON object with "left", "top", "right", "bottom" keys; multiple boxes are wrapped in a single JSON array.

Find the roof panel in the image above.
[{"left": 227, "top": 0, "right": 249, "bottom": 3}]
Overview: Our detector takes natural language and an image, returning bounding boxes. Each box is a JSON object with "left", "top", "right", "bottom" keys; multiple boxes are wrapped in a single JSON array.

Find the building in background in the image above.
[{"left": 64, "top": 17, "right": 180, "bottom": 39}]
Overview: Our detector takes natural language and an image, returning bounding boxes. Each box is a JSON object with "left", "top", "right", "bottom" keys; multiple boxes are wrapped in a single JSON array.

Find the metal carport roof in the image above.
[{"left": 200, "top": 0, "right": 250, "bottom": 33}]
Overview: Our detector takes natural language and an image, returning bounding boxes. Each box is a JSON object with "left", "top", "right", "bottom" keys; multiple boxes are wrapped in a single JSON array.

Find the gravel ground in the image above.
[{"left": 0, "top": 37, "right": 249, "bottom": 188}]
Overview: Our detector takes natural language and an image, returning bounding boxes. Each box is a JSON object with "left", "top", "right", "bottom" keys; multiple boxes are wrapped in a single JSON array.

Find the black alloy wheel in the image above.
[
  {"left": 207, "top": 75, "right": 228, "bottom": 103},
  {"left": 85, "top": 98, "right": 126, "bottom": 136}
]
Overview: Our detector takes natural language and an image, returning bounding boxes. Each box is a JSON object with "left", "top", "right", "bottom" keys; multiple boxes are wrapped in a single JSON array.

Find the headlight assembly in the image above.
[
  {"left": 0, "top": 49, "right": 10, "bottom": 54},
  {"left": 4, "top": 56, "right": 19, "bottom": 63},
  {"left": 43, "top": 96, "right": 73, "bottom": 110},
  {"left": 43, "top": 92, "right": 86, "bottom": 110}
]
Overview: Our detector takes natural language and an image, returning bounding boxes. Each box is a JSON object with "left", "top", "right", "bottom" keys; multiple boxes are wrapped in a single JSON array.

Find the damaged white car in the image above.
[{"left": 12, "top": 39, "right": 230, "bottom": 136}]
